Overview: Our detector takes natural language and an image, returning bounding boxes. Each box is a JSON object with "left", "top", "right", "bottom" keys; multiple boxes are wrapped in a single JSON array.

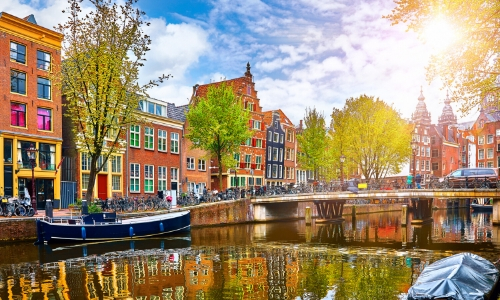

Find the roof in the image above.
[{"left": 167, "top": 103, "right": 188, "bottom": 122}]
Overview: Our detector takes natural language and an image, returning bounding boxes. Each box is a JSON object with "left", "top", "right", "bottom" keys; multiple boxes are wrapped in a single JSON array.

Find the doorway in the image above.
[{"left": 98, "top": 174, "right": 108, "bottom": 200}]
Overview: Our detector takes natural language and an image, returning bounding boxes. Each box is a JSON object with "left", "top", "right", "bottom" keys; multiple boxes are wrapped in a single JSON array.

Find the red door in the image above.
[{"left": 97, "top": 174, "right": 108, "bottom": 200}]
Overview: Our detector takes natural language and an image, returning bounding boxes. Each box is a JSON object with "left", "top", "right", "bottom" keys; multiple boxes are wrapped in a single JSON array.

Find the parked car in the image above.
[{"left": 444, "top": 168, "right": 499, "bottom": 188}]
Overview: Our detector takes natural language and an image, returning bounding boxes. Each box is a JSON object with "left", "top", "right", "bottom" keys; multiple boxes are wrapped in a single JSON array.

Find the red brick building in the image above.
[{"left": 0, "top": 13, "right": 63, "bottom": 209}]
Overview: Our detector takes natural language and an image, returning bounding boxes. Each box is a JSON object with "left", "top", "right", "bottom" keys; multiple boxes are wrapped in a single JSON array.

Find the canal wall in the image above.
[{"left": 0, "top": 200, "right": 405, "bottom": 242}]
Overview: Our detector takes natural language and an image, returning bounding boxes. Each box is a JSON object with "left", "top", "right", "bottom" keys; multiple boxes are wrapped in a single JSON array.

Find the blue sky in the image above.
[{"left": 3, "top": 0, "right": 471, "bottom": 125}]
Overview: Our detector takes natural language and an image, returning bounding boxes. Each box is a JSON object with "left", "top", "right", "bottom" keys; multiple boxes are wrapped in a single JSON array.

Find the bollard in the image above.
[
  {"left": 305, "top": 225, "right": 312, "bottom": 243},
  {"left": 45, "top": 199, "right": 53, "bottom": 218},
  {"left": 305, "top": 206, "right": 312, "bottom": 225},
  {"left": 81, "top": 199, "right": 88, "bottom": 215},
  {"left": 402, "top": 204, "right": 407, "bottom": 226},
  {"left": 352, "top": 205, "right": 356, "bottom": 218}
]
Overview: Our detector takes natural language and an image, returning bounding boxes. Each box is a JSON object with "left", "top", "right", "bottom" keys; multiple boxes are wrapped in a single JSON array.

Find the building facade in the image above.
[{"left": 0, "top": 13, "right": 63, "bottom": 209}]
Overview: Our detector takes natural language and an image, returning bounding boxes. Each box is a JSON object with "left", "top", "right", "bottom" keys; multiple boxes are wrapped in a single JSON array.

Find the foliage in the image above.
[
  {"left": 54, "top": 0, "right": 169, "bottom": 201},
  {"left": 186, "top": 82, "right": 253, "bottom": 190},
  {"left": 297, "top": 107, "right": 330, "bottom": 181},
  {"left": 385, "top": 0, "right": 500, "bottom": 115},
  {"left": 330, "top": 95, "right": 411, "bottom": 180},
  {"left": 88, "top": 202, "right": 102, "bottom": 213}
]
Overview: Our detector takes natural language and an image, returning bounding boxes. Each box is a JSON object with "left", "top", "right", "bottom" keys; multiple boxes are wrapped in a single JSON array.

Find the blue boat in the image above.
[{"left": 35, "top": 211, "right": 190, "bottom": 244}]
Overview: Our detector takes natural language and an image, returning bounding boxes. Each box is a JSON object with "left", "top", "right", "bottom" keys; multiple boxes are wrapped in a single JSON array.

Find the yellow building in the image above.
[{"left": 0, "top": 12, "right": 63, "bottom": 210}]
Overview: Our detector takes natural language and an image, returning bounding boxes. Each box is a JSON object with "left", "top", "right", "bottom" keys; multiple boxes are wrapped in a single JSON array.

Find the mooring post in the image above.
[
  {"left": 305, "top": 206, "right": 312, "bottom": 225},
  {"left": 402, "top": 204, "right": 407, "bottom": 226},
  {"left": 81, "top": 199, "right": 88, "bottom": 215},
  {"left": 352, "top": 205, "right": 356, "bottom": 218},
  {"left": 45, "top": 199, "right": 53, "bottom": 218}
]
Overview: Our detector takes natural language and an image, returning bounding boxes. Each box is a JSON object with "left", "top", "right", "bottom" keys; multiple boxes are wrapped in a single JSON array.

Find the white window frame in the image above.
[
  {"left": 158, "top": 129, "right": 167, "bottom": 152},
  {"left": 478, "top": 136, "right": 485, "bottom": 145},
  {"left": 144, "top": 165, "right": 154, "bottom": 193},
  {"left": 130, "top": 163, "right": 140, "bottom": 193},
  {"left": 112, "top": 175, "right": 121, "bottom": 191},
  {"left": 130, "top": 125, "right": 140, "bottom": 148},
  {"left": 198, "top": 159, "right": 206, "bottom": 171},
  {"left": 478, "top": 149, "right": 485, "bottom": 159},
  {"left": 487, "top": 148, "right": 494, "bottom": 159},
  {"left": 158, "top": 166, "right": 167, "bottom": 191},
  {"left": 187, "top": 157, "right": 195, "bottom": 170},
  {"left": 170, "top": 132, "right": 179, "bottom": 153},
  {"left": 171, "top": 167, "right": 178, "bottom": 181},
  {"left": 144, "top": 127, "right": 154, "bottom": 150}
]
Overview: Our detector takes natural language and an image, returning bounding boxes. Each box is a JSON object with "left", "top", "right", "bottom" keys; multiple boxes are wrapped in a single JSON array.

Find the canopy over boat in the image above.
[{"left": 408, "top": 252, "right": 499, "bottom": 300}]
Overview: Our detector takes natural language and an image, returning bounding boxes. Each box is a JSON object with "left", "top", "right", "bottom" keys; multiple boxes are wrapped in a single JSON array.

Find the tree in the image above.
[
  {"left": 297, "top": 108, "right": 330, "bottom": 181},
  {"left": 330, "top": 95, "right": 411, "bottom": 180},
  {"left": 186, "top": 82, "right": 253, "bottom": 191},
  {"left": 385, "top": 0, "right": 500, "bottom": 114},
  {"left": 55, "top": 0, "right": 168, "bottom": 201}
]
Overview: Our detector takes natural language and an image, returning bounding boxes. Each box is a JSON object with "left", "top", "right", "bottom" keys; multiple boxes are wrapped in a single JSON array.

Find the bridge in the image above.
[{"left": 250, "top": 188, "right": 500, "bottom": 225}]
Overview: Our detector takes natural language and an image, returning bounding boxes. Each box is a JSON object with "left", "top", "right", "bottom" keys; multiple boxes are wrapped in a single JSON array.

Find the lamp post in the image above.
[
  {"left": 26, "top": 143, "right": 38, "bottom": 214},
  {"left": 340, "top": 154, "right": 346, "bottom": 190},
  {"left": 411, "top": 135, "right": 418, "bottom": 189}
]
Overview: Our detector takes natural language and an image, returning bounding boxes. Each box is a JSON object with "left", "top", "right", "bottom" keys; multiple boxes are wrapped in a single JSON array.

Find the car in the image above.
[{"left": 444, "top": 168, "right": 499, "bottom": 188}]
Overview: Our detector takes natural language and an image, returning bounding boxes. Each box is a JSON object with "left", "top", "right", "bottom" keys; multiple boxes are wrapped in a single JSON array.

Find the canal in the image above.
[{"left": 0, "top": 208, "right": 498, "bottom": 299}]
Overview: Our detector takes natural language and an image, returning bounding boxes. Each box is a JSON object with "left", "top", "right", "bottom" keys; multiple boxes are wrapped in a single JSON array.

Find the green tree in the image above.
[
  {"left": 330, "top": 95, "right": 411, "bottom": 180},
  {"left": 297, "top": 108, "right": 330, "bottom": 181},
  {"left": 55, "top": 0, "right": 168, "bottom": 201},
  {"left": 385, "top": 0, "right": 500, "bottom": 114},
  {"left": 186, "top": 82, "right": 252, "bottom": 191}
]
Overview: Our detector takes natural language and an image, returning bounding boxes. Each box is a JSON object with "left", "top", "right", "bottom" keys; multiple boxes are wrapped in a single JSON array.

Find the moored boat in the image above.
[
  {"left": 407, "top": 252, "right": 499, "bottom": 300},
  {"left": 471, "top": 203, "right": 493, "bottom": 212},
  {"left": 35, "top": 210, "right": 190, "bottom": 244}
]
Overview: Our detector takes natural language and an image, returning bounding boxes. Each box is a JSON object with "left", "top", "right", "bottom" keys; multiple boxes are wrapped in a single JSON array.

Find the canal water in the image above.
[{"left": 0, "top": 208, "right": 498, "bottom": 299}]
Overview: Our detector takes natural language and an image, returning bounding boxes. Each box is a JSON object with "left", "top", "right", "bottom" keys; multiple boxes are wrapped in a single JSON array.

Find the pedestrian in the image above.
[
  {"left": 415, "top": 173, "right": 422, "bottom": 189},
  {"left": 407, "top": 174, "right": 413, "bottom": 189}
]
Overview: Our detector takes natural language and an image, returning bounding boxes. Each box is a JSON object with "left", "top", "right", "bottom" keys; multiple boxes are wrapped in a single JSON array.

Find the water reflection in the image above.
[{"left": 0, "top": 209, "right": 497, "bottom": 299}]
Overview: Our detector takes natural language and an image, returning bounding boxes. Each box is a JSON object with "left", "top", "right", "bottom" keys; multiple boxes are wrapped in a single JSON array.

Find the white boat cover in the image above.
[{"left": 408, "top": 252, "right": 499, "bottom": 300}]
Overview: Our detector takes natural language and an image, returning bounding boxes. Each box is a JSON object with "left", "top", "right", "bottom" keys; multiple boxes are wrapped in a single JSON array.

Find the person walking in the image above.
[
  {"left": 415, "top": 173, "right": 422, "bottom": 189},
  {"left": 407, "top": 174, "right": 414, "bottom": 189}
]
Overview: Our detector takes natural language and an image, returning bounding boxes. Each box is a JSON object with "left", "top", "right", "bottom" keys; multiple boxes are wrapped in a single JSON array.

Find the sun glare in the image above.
[{"left": 422, "top": 17, "right": 458, "bottom": 52}]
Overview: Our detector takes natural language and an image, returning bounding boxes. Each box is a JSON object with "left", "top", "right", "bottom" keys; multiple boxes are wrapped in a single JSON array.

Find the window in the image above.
[
  {"left": 112, "top": 175, "right": 121, "bottom": 190},
  {"left": 97, "top": 155, "right": 108, "bottom": 172},
  {"left": 279, "top": 149, "right": 283, "bottom": 162},
  {"left": 81, "top": 153, "right": 91, "bottom": 171},
  {"left": 187, "top": 157, "right": 195, "bottom": 170},
  {"left": 426, "top": 147, "right": 430, "bottom": 157},
  {"left": 431, "top": 136, "right": 435, "bottom": 145},
  {"left": 37, "top": 77, "right": 51, "bottom": 99},
  {"left": 170, "top": 132, "right": 179, "bottom": 153},
  {"left": 272, "top": 165, "right": 278, "bottom": 178},
  {"left": 487, "top": 148, "right": 494, "bottom": 159},
  {"left": 479, "top": 162, "right": 485, "bottom": 167},
  {"left": 256, "top": 178, "right": 262, "bottom": 185},
  {"left": 252, "top": 120, "right": 261, "bottom": 129},
  {"left": 478, "top": 136, "right": 485, "bottom": 145},
  {"left": 273, "top": 133, "right": 279, "bottom": 142},
  {"left": 479, "top": 149, "right": 485, "bottom": 159},
  {"left": 37, "top": 50, "right": 51, "bottom": 70},
  {"left": 39, "top": 143, "right": 55, "bottom": 170},
  {"left": 431, "top": 149, "right": 439, "bottom": 158},
  {"left": 171, "top": 167, "right": 178, "bottom": 181},
  {"left": 268, "top": 146, "right": 272, "bottom": 160},
  {"left": 244, "top": 155, "right": 251, "bottom": 169},
  {"left": 10, "top": 42, "right": 26, "bottom": 64},
  {"left": 245, "top": 138, "right": 251, "bottom": 146},
  {"left": 111, "top": 156, "right": 121, "bottom": 172},
  {"left": 82, "top": 174, "right": 90, "bottom": 190},
  {"left": 37, "top": 108, "right": 51, "bottom": 130},
  {"left": 272, "top": 148, "right": 278, "bottom": 161},
  {"left": 130, "top": 125, "right": 140, "bottom": 148},
  {"left": 267, "top": 164, "right": 271, "bottom": 178},
  {"left": 234, "top": 153, "right": 240, "bottom": 166},
  {"left": 144, "top": 165, "right": 154, "bottom": 193},
  {"left": 425, "top": 160, "right": 430, "bottom": 171},
  {"left": 279, "top": 165, "right": 283, "bottom": 178},
  {"left": 198, "top": 159, "right": 206, "bottom": 171},
  {"left": 130, "top": 163, "right": 140, "bottom": 192},
  {"left": 432, "top": 162, "right": 439, "bottom": 171},
  {"left": 268, "top": 131, "right": 272, "bottom": 141},
  {"left": 144, "top": 127, "right": 154, "bottom": 150},
  {"left": 11, "top": 70, "right": 26, "bottom": 95},
  {"left": 280, "top": 134, "right": 284, "bottom": 144},
  {"left": 255, "top": 139, "right": 262, "bottom": 148},
  {"left": 256, "top": 156, "right": 262, "bottom": 170},
  {"left": 11, "top": 102, "right": 26, "bottom": 127},
  {"left": 138, "top": 99, "right": 167, "bottom": 117},
  {"left": 497, "top": 129, "right": 500, "bottom": 136},
  {"left": 287, "top": 130, "right": 294, "bottom": 142},
  {"left": 247, "top": 102, "right": 255, "bottom": 111},
  {"left": 488, "top": 161, "right": 494, "bottom": 168},
  {"left": 158, "top": 166, "right": 167, "bottom": 191},
  {"left": 158, "top": 129, "right": 167, "bottom": 152}
]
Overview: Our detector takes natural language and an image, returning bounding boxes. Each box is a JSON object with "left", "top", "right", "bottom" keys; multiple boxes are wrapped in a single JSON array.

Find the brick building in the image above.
[{"left": 0, "top": 12, "right": 63, "bottom": 209}]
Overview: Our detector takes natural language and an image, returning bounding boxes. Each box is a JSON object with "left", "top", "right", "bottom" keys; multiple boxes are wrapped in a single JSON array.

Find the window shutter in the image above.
[
  {"left": 239, "top": 162, "right": 245, "bottom": 169},
  {"left": 252, "top": 138, "right": 256, "bottom": 147}
]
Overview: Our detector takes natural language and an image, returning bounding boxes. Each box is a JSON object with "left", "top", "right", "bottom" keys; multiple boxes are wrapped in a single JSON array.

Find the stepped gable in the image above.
[
  {"left": 438, "top": 91, "right": 457, "bottom": 126},
  {"left": 411, "top": 87, "right": 432, "bottom": 125}
]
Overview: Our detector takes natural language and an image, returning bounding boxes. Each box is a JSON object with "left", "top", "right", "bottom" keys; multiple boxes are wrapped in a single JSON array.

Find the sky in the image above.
[{"left": 2, "top": 0, "right": 475, "bottom": 126}]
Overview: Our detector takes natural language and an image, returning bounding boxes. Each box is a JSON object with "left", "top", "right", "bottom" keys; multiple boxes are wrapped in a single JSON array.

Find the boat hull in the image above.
[
  {"left": 36, "top": 211, "right": 190, "bottom": 243},
  {"left": 471, "top": 203, "right": 493, "bottom": 212}
]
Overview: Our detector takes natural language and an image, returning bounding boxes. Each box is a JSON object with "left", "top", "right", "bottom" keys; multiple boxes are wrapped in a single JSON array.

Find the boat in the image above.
[
  {"left": 471, "top": 198, "right": 493, "bottom": 212},
  {"left": 35, "top": 210, "right": 190, "bottom": 244},
  {"left": 407, "top": 252, "right": 499, "bottom": 300}
]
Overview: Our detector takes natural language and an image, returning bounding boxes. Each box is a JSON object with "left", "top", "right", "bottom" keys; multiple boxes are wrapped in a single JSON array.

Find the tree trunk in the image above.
[
  {"left": 217, "top": 153, "right": 223, "bottom": 191},
  {"left": 85, "top": 155, "right": 99, "bottom": 201}
]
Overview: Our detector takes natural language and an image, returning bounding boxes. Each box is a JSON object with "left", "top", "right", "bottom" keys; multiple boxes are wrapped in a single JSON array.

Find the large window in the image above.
[
  {"left": 11, "top": 102, "right": 26, "bottom": 127},
  {"left": 112, "top": 175, "right": 121, "bottom": 190},
  {"left": 138, "top": 99, "right": 167, "bottom": 117},
  {"left": 130, "top": 163, "right": 140, "bottom": 192},
  {"left": 130, "top": 125, "right": 140, "bottom": 147},
  {"left": 11, "top": 70, "right": 26, "bottom": 95},
  {"left": 198, "top": 159, "right": 206, "bottom": 171},
  {"left": 256, "top": 156, "right": 262, "bottom": 170},
  {"left": 37, "top": 77, "right": 51, "bottom": 99},
  {"left": 171, "top": 167, "right": 178, "bottom": 181},
  {"left": 82, "top": 174, "right": 90, "bottom": 190},
  {"left": 244, "top": 154, "right": 251, "bottom": 169},
  {"left": 272, "top": 148, "right": 278, "bottom": 161},
  {"left": 111, "top": 156, "right": 121, "bottom": 172},
  {"left": 158, "top": 129, "right": 167, "bottom": 152},
  {"left": 81, "top": 153, "right": 91, "bottom": 171},
  {"left": 10, "top": 42, "right": 26, "bottom": 64},
  {"left": 158, "top": 166, "right": 167, "bottom": 191},
  {"left": 479, "top": 149, "right": 485, "bottom": 159},
  {"left": 272, "top": 165, "right": 278, "bottom": 178},
  {"left": 37, "top": 108, "right": 52, "bottom": 130},
  {"left": 39, "top": 143, "right": 55, "bottom": 170},
  {"left": 170, "top": 132, "right": 179, "bottom": 153},
  {"left": 144, "top": 165, "right": 154, "bottom": 193},
  {"left": 37, "top": 50, "right": 51, "bottom": 71},
  {"left": 478, "top": 136, "right": 485, "bottom": 145},
  {"left": 488, "top": 135, "right": 494, "bottom": 144},
  {"left": 187, "top": 157, "right": 195, "bottom": 170},
  {"left": 488, "top": 148, "right": 494, "bottom": 159},
  {"left": 144, "top": 127, "right": 154, "bottom": 150}
]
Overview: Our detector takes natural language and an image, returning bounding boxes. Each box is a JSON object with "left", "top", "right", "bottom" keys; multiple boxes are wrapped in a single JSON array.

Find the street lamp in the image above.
[
  {"left": 340, "top": 154, "right": 346, "bottom": 189},
  {"left": 411, "top": 132, "right": 418, "bottom": 189},
  {"left": 26, "top": 143, "right": 38, "bottom": 214}
]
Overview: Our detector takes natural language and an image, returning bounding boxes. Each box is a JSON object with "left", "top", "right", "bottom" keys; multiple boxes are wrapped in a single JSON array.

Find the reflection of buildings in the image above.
[{"left": 184, "top": 254, "right": 214, "bottom": 298}]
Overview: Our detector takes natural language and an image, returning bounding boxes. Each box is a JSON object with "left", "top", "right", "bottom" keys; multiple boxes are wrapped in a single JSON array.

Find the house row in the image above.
[{"left": 0, "top": 13, "right": 305, "bottom": 209}]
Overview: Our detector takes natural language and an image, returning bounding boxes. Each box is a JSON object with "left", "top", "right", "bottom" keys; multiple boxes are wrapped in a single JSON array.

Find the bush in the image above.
[{"left": 88, "top": 203, "right": 102, "bottom": 213}]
